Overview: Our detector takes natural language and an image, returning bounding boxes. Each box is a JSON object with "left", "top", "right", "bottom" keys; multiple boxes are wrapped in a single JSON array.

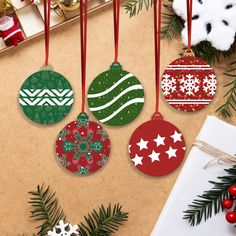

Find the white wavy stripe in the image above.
[
  {"left": 89, "top": 85, "right": 143, "bottom": 111},
  {"left": 99, "top": 98, "right": 144, "bottom": 123},
  {"left": 87, "top": 73, "right": 134, "bottom": 98}
]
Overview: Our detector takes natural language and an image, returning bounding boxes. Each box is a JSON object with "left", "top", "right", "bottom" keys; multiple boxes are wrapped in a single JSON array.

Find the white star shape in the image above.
[
  {"left": 137, "top": 138, "right": 148, "bottom": 151},
  {"left": 171, "top": 131, "right": 182, "bottom": 143},
  {"left": 131, "top": 154, "right": 143, "bottom": 166},
  {"left": 148, "top": 150, "right": 160, "bottom": 163},
  {"left": 154, "top": 135, "right": 165, "bottom": 147},
  {"left": 165, "top": 146, "right": 177, "bottom": 159}
]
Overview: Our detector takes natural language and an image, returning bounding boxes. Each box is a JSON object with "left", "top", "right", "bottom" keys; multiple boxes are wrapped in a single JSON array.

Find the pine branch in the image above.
[
  {"left": 28, "top": 184, "right": 66, "bottom": 236},
  {"left": 78, "top": 203, "right": 128, "bottom": 236},
  {"left": 216, "top": 61, "right": 236, "bottom": 118},
  {"left": 161, "top": 3, "right": 183, "bottom": 40},
  {"left": 183, "top": 167, "right": 236, "bottom": 226},
  {"left": 123, "top": 0, "right": 152, "bottom": 17}
]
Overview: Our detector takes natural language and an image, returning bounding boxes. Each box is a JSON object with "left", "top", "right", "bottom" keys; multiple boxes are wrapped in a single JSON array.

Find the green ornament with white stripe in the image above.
[
  {"left": 87, "top": 63, "right": 145, "bottom": 126},
  {"left": 19, "top": 69, "right": 74, "bottom": 125}
]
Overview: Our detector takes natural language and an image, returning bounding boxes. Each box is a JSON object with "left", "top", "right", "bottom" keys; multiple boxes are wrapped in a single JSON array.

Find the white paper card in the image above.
[
  {"left": 16, "top": 5, "right": 44, "bottom": 37},
  {"left": 151, "top": 116, "right": 236, "bottom": 236}
]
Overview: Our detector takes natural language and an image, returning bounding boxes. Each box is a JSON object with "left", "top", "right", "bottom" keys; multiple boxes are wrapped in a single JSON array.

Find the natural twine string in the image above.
[{"left": 193, "top": 140, "right": 236, "bottom": 169}]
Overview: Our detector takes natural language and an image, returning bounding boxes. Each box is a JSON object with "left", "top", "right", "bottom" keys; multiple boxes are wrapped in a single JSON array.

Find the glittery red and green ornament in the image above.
[
  {"left": 161, "top": 54, "right": 217, "bottom": 112},
  {"left": 56, "top": 112, "right": 110, "bottom": 175},
  {"left": 87, "top": 62, "right": 145, "bottom": 126}
]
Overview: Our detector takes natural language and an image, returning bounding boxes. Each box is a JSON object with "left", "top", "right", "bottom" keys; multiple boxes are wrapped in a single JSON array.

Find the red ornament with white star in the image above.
[
  {"left": 56, "top": 113, "right": 110, "bottom": 175},
  {"left": 161, "top": 55, "right": 217, "bottom": 112},
  {"left": 128, "top": 116, "right": 186, "bottom": 176}
]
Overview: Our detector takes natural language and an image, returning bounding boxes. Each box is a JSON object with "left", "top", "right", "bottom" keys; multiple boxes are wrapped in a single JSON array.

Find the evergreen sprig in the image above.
[
  {"left": 123, "top": 0, "right": 152, "bottom": 17},
  {"left": 23, "top": 184, "right": 128, "bottom": 236},
  {"left": 183, "top": 167, "right": 236, "bottom": 226},
  {"left": 161, "top": 6, "right": 182, "bottom": 40},
  {"left": 216, "top": 61, "right": 236, "bottom": 118},
  {"left": 28, "top": 184, "right": 67, "bottom": 235},
  {"left": 79, "top": 204, "right": 128, "bottom": 236}
]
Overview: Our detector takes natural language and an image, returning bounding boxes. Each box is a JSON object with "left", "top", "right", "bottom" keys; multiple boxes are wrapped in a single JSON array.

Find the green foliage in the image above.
[
  {"left": 191, "top": 41, "right": 236, "bottom": 65},
  {"left": 28, "top": 184, "right": 67, "bottom": 235},
  {"left": 78, "top": 204, "right": 129, "bottom": 236},
  {"left": 123, "top": 0, "right": 152, "bottom": 17},
  {"left": 124, "top": 0, "right": 236, "bottom": 65},
  {"left": 216, "top": 61, "right": 236, "bottom": 118},
  {"left": 161, "top": 3, "right": 183, "bottom": 40},
  {"left": 183, "top": 167, "right": 236, "bottom": 226},
  {"left": 22, "top": 184, "right": 128, "bottom": 236}
]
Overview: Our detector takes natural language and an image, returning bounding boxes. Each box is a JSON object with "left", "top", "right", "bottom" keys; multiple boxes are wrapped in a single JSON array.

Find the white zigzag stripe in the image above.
[
  {"left": 19, "top": 98, "right": 73, "bottom": 106},
  {"left": 20, "top": 89, "right": 72, "bottom": 97},
  {"left": 90, "top": 85, "right": 143, "bottom": 111},
  {"left": 99, "top": 98, "right": 144, "bottom": 123},
  {"left": 20, "top": 89, "right": 42, "bottom": 97},
  {"left": 87, "top": 73, "right": 134, "bottom": 98}
]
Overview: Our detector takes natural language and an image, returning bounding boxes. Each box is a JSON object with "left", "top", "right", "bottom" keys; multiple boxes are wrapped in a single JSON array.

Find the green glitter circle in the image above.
[{"left": 87, "top": 63, "right": 145, "bottom": 126}]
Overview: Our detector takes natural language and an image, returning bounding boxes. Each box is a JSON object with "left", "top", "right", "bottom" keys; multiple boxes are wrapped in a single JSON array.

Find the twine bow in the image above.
[{"left": 193, "top": 140, "right": 236, "bottom": 169}]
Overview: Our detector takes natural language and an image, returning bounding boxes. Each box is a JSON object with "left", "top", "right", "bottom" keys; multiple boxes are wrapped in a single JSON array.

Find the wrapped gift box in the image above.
[{"left": 151, "top": 116, "right": 236, "bottom": 236}]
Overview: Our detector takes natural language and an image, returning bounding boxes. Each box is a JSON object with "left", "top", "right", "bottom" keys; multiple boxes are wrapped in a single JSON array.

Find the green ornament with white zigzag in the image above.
[
  {"left": 19, "top": 70, "right": 74, "bottom": 125},
  {"left": 87, "top": 62, "right": 145, "bottom": 126}
]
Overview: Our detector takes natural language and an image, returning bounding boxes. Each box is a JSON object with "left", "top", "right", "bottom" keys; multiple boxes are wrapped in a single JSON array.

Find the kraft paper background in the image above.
[{"left": 0, "top": 4, "right": 235, "bottom": 235}]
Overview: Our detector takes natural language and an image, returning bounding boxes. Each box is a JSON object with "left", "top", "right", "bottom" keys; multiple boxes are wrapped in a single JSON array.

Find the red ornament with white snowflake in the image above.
[
  {"left": 161, "top": 55, "right": 217, "bottom": 112},
  {"left": 128, "top": 115, "right": 186, "bottom": 176},
  {"left": 56, "top": 113, "right": 110, "bottom": 175}
]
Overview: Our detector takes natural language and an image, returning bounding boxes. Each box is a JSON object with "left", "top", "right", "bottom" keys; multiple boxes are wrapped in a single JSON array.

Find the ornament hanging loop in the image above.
[
  {"left": 152, "top": 112, "right": 163, "bottom": 121},
  {"left": 183, "top": 49, "right": 195, "bottom": 57}
]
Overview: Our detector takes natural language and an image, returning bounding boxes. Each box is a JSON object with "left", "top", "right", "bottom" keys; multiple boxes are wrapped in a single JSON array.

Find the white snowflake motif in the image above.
[
  {"left": 48, "top": 220, "right": 79, "bottom": 236},
  {"left": 173, "top": 0, "right": 236, "bottom": 50},
  {"left": 161, "top": 74, "right": 177, "bottom": 95},
  {"left": 203, "top": 74, "right": 217, "bottom": 96},
  {"left": 180, "top": 74, "right": 200, "bottom": 96}
]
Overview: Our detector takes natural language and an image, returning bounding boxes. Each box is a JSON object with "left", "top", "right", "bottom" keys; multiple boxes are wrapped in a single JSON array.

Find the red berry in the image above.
[
  {"left": 222, "top": 199, "right": 233, "bottom": 209},
  {"left": 229, "top": 185, "right": 236, "bottom": 196},
  {"left": 226, "top": 212, "right": 236, "bottom": 224}
]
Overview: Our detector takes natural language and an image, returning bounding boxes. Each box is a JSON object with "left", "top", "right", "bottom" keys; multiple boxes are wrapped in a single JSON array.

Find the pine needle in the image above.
[
  {"left": 78, "top": 203, "right": 129, "bottom": 236},
  {"left": 216, "top": 61, "right": 236, "bottom": 118},
  {"left": 28, "top": 184, "right": 66, "bottom": 236}
]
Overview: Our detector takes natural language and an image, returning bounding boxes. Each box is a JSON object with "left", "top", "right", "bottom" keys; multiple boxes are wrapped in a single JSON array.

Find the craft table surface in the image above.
[{"left": 0, "top": 3, "right": 235, "bottom": 235}]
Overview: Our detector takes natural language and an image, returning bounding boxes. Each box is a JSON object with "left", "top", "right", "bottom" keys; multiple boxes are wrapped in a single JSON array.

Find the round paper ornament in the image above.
[
  {"left": 19, "top": 68, "right": 74, "bottom": 125},
  {"left": 161, "top": 53, "right": 217, "bottom": 112},
  {"left": 128, "top": 114, "right": 186, "bottom": 176},
  {"left": 56, "top": 112, "right": 110, "bottom": 175},
  {"left": 87, "top": 62, "right": 145, "bottom": 126}
]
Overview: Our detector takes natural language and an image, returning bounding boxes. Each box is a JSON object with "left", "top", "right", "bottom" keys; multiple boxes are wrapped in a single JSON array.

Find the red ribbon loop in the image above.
[
  {"left": 113, "top": 0, "right": 120, "bottom": 63},
  {"left": 186, "top": 0, "right": 193, "bottom": 50},
  {"left": 80, "top": 0, "right": 88, "bottom": 113},
  {"left": 153, "top": 0, "right": 162, "bottom": 113},
  {"left": 44, "top": 0, "right": 50, "bottom": 66}
]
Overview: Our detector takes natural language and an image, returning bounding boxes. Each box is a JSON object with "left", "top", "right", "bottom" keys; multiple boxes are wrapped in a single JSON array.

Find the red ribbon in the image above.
[
  {"left": 113, "top": 0, "right": 120, "bottom": 63},
  {"left": 186, "top": 0, "right": 193, "bottom": 50},
  {"left": 80, "top": 0, "right": 88, "bottom": 113},
  {"left": 44, "top": 0, "right": 50, "bottom": 66},
  {"left": 153, "top": 0, "right": 162, "bottom": 113}
]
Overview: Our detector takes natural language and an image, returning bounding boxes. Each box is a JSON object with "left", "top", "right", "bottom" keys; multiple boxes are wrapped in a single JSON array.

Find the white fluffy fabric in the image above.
[{"left": 173, "top": 0, "right": 236, "bottom": 51}]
